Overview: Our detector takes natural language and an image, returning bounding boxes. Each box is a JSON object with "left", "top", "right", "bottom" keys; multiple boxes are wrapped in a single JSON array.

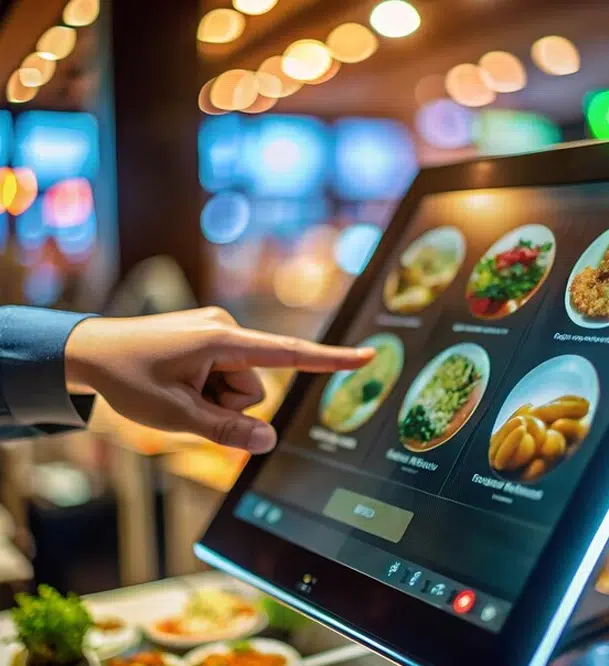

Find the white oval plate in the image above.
[
  {"left": 185, "top": 638, "right": 301, "bottom": 666},
  {"left": 565, "top": 229, "right": 609, "bottom": 329},
  {"left": 467, "top": 224, "right": 556, "bottom": 319},
  {"left": 398, "top": 342, "right": 491, "bottom": 451},
  {"left": 87, "top": 621, "right": 140, "bottom": 660},
  {"left": 400, "top": 225, "right": 467, "bottom": 270}
]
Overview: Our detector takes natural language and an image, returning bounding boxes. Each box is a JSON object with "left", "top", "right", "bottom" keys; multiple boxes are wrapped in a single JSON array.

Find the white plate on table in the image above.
[{"left": 185, "top": 638, "right": 301, "bottom": 666}]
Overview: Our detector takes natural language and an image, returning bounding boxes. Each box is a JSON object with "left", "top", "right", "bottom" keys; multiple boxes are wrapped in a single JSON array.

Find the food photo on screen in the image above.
[
  {"left": 466, "top": 224, "right": 556, "bottom": 319},
  {"left": 383, "top": 226, "right": 466, "bottom": 314},
  {"left": 488, "top": 355, "right": 599, "bottom": 484},
  {"left": 566, "top": 228, "right": 609, "bottom": 328},
  {"left": 319, "top": 333, "right": 404, "bottom": 433},
  {"left": 397, "top": 343, "right": 490, "bottom": 452}
]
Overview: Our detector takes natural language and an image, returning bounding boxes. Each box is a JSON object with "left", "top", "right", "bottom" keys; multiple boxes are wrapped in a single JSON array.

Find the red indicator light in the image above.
[{"left": 453, "top": 590, "right": 476, "bottom": 614}]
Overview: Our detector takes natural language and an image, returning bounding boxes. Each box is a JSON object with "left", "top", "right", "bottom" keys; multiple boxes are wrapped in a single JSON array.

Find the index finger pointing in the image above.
[{"left": 213, "top": 328, "right": 375, "bottom": 373}]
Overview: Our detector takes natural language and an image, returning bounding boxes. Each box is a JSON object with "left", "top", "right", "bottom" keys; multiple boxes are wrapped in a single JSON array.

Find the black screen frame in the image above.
[{"left": 197, "top": 141, "right": 609, "bottom": 666}]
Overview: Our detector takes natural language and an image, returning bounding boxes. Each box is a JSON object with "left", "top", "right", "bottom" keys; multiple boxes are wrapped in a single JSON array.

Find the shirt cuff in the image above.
[{"left": 0, "top": 306, "right": 99, "bottom": 427}]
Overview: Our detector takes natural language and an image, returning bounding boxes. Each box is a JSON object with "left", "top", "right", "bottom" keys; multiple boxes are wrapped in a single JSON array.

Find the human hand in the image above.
[{"left": 65, "top": 308, "right": 374, "bottom": 453}]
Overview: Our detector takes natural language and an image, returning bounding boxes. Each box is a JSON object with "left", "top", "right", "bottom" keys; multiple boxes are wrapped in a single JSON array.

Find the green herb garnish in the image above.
[{"left": 12, "top": 585, "right": 92, "bottom": 665}]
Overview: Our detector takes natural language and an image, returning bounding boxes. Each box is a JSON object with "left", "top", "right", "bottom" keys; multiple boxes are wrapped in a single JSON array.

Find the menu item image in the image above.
[
  {"left": 466, "top": 224, "right": 555, "bottom": 319},
  {"left": 383, "top": 226, "right": 466, "bottom": 314},
  {"left": 566, "top": 229, "right": 609, "bottom": 328},
  {"left": 398, "top": 343, "right": 490, "bottom": 452},
  {"left": 185, "top": 639, "right": 301, "bottom": 666},
  {"left": 320, "top": 333, "right": 404, "bottom": 433},
  {"left": 488, "top": 355, "right": 599, "bottom": 484}
]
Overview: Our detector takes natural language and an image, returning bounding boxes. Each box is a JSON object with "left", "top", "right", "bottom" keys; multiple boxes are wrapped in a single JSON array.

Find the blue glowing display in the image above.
[
  {"left": 242, "top": 115, "right": 329, "bottom": 197},
  {"left": 53, "top": 208, "right": 97, "bottom": 258},
  {"left": 332, "top": 118, "right": 418, "bottom": 201},
  {"left": 199, "top": 114, "right": 244, "bottom": 193},
  {"left": 24, "top": 262, "right": 64, "bottom": 306},
  {"left": 14, "top": 112, "right": 100, "bottom": 189},
  {"left": 0, "top": 213, "right": 7, "bottom": 251},
  {"left": 201, "top": 192, "right": 251, "bottom": 244},
  {"left": 335, "top": 224, "right": 382, "bottom": 275},
  {"left": 0, "top": 111, "right": 13, "bottom": 167},
  {"left": 15, "top": 197, "right": 47, "bottom": 250}
]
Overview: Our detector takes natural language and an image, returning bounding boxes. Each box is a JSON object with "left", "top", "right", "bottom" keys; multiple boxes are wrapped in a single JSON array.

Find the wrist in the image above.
[{"left": 64, "top": 316, "right": 105, "bottom": 394}]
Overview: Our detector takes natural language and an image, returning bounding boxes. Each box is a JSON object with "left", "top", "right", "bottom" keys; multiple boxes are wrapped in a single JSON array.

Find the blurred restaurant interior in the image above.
[{"left": 1, "top": 0, "right": 609, "bottom": 647}]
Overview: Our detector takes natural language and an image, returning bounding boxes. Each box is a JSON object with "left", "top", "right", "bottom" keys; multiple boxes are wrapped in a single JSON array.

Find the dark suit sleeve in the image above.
[{"left": 0, "top": 306, "right": 98, "bottom": 431}]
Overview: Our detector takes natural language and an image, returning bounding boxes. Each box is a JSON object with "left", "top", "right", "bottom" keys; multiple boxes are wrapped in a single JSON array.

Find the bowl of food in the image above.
[
  {"left": 185, "top": 639, "right": 301, "bottom": 666},
  {"left": 466, "top": 224, "right": 555, "bottom": 319},
  {"left": 566, "top": 229, "right": 609, "bottom": 328},
  {"left": 87, "top": 617, "right": 139, "bottom": 660},
  {"left": 488, "top": 355, "right": 599, "bottom": 484},
  {"left": 383, "top": 226, "right": 466, "bottom": 314},
  {"left": 108, "top": 651, "right": 183, "bottom": 666},
  {"left": 398, "top": 343, "right": 490, "bottom": 452},
  {"left": 319, "top": 333, "right": 404, "bottom": 433},
  {"left": 144, "top": 586, "right": 268, "bottom": 650}
]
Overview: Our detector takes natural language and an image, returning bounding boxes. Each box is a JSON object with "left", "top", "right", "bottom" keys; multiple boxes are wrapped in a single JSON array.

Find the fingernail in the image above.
[
  {"left": 357, "top": 347, "right": 376, "bottom": 358},
  {"left": 249, "top": 424, "right": 276, "bottom": 454}
]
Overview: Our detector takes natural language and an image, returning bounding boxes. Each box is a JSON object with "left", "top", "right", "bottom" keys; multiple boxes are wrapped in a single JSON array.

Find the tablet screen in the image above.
[{"left": 234, "top": 183, "right": 609, "bottom": 634}]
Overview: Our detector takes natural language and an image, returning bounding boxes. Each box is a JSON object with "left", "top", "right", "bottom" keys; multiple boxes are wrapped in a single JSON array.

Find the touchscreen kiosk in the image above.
[{"left": 196, "top": 142, "right": 609, "bottom": 666}]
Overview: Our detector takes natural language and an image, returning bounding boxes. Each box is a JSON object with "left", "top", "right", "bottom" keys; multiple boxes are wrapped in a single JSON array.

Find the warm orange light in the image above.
[
  {"left": 326, "top": 23, "right": 378, "bottom": 64},
  {"left": 63, "top": 0, "right": 100, "bottom": 27},
  {"left": 19, "top": 53, "right": 56, "bottom": 88},
  {"left": 369, "top": 0, "right": 420, "bottom": 39},
  {"left": 479, "top": 51, "right": 526, "bottom": 93},
  {"left": 257, "top": 56, "right": 302, "bottom": 97},
  {"left": 197, "top": 9, "right": 245, "bottom": 44},
  {"left": 37, "top": 26, "right": 77, "bottom": 61},
  {"left": 198, "top": 79, "right": 228, "bottom": 115},
  {"left": 414, "top": 74, "right": 445, "bottom": 106},
  {"left": 241, "top": 94, "right": 278, "bottom": 114},
  {"left": 305, "top": 58, "right": 341, "bottom": 85},
  {"left": 210, "top": 69, "right": 259, "bottom": 111},
  {"left": 6, "top": 71, "right": 38, "bottom": 104},
  {"left": 273, "top": 255, "right": 332, "bottom": 308},
  {"left": 0, "top": 168, "right": 38, "bottom": 215},
  {"left": 8, "top": 169, "right": 38, "bottom": 216},
  {"left": 531, "top": 35, "right": 580, "bottom": 76},
  {"left": 282, "top": 40, "right": 332, "bottom": 82},
  {"left": 233, "top": 0, "right": 278, "bottom": 15},
  {"left": 445, "top": 63, "right": 495, "bottom": 107}
]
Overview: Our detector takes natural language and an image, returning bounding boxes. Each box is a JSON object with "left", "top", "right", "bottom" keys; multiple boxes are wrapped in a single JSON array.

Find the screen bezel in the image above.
[{"left": 197, "top": 141, "right": 609, "bottom": 666}]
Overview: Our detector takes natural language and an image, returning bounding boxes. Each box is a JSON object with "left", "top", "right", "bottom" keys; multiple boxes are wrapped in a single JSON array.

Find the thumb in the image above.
[{"left": 182, "top": 396, "right": 277, "bottom": 454}]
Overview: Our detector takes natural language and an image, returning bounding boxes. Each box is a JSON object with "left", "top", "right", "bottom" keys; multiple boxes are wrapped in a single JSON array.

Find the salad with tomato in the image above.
[{"left": 467, "top": 239, "right": 553, "bottom": 318}]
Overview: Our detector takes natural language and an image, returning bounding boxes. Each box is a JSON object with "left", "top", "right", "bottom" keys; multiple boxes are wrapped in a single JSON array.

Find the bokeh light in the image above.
[
  {"left": 445, "top": 63, "right": 496, "bottom": 107},
  {"left": 298, "top": 224, "right": 340, "bottom": 260},
  {"left": 273, "top": 255, "right": 333, "bottom": 308},
  {"left": 15, "top": 197, "right": 47, "bottom": 250},
  {"left": 8, "top": 168, "right": 38, "bottom": 216},
  {"left": 416, "top": 98, "right": 474, "bottom": 149},
  {"left": 369, "top": 0, "right": 421, "bottom": 39},
  {"left": 414, "top": 74, "right": 445, "bottom": 107},
  {"left": 474, "top": 110, "right": 561, "bottom": 155},
  {"left": 24, "top": 262, "right": 64, "bottom": 306},
  {"left": 282, "top": 40, "right": 332, "bottom": 82},
  {"left": 63, "top": 0, "right": 100, "bottom": 27},
  {"left": 37, "top": 26, "right": 77, "bottom": 61},
  {"left": 0, "top": 168, "right": 17, "bottom": 214},
  {"left": 305, "top": 58, "right": 341, "bottom": 85},
  {"left": 0, "top": 112, "right": 12, "bottom": 167},
  {"left": 333, "top": 118, "right": 417, "bottom": 200},
  {"left": 478, "top": 51, "right": 526, "bottom": 93},
  {"left": 326, "top": 23, "right": 378, "bottom": 64},
  {"left": 241, "top": 94, "right": 278, "bottom": 114},
  {"left": 531, "top": 36, "right": 580, "bottom": 76},
  {"left": 335, "top": 224, "right": 382, "bottom": 275},
  {"left": 198, "top": 79, "right": 228, "bottom": 115},
  {"left": 210, "top": 70, "right": 259, "bottom": 111},
  {"left": 257, "top": 56, "right": 302, "bottom": 98},
  {"left": 19, "top": 54, "right": 56, "bottom": 88},
  {"left": 198, "top": 114, "right": 243, "bottom": 191},
  {"left": 197, "top": 9, "right": 245, "bottom": 44},
  {"left": 7, "top": 71, "right": 38, "bottom": 104},
  {"left": 43, "top": 178, "right": 93, "bottom": 228},
  {"left": 201, "top": 192, "right": 251, "bottom": 244},
  {"left": 233, "top": 0, "right": 278, "bottom": 15},
  {"left": 53, "top": 208, "right": 97, "bottom": 258},
  {"left": 585, "top": 90, "right": 609, "bottom": 139}
]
